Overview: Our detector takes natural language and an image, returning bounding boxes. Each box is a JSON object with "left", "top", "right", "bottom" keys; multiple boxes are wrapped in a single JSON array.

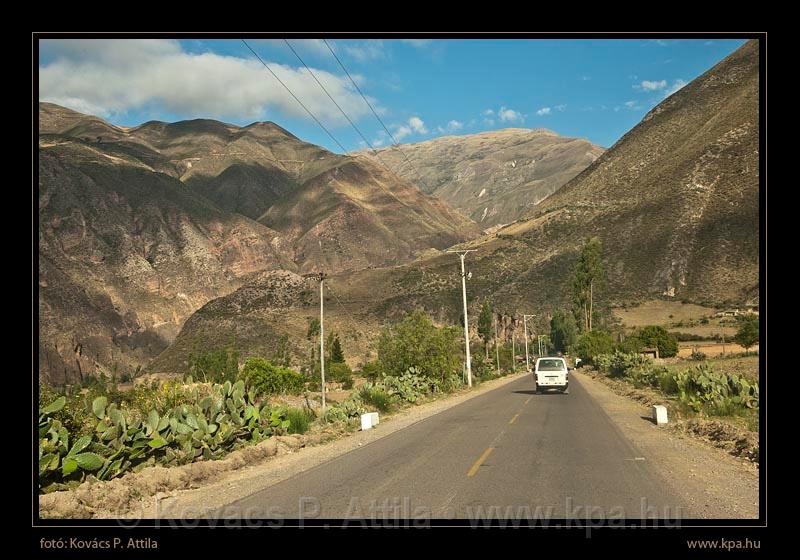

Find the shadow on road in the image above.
[{"left": 512, "top": 390, "right": 568, "bottom": 396}]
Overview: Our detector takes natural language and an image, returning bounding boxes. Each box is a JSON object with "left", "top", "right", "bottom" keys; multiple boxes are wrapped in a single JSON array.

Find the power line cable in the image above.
[
  {"left": 241, "top": 39, "right": 348, "bottom": 154},
  {"left": 322, "top": 38, "right": 432, "bottom": 191},
  {"left": 283, "top": 39, "right": 395, "bottom": 175}
]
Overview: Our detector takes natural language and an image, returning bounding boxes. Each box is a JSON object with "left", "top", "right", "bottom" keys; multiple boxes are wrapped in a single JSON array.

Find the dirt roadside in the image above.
[
  {"left": 572, "top": 370, "right": 759, "bottom": 519},
  {"left": 39, "top": 372, "right": 528, "bottom": 519}
]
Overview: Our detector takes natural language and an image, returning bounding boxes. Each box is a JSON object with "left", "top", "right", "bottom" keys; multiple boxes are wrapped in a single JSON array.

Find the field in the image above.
[
  {"left": 665, "top": 353, "right": 760, "bottom": 383},
  {"left": 676, "top": 343, "right": 759, "bottom": 359},
  {"left": 613, "top": 300, "right": 717, "bottom": 328}
]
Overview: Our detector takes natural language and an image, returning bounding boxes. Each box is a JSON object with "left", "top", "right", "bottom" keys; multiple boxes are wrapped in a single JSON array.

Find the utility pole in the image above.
[
  {"left": 589, "top": 279, "right": 594, "bottom": 332},
  {"left": 303, "top": 272, "right": 328, "bottom": 411},
  {"left": 494, "top": 314, "right": 500, "bottom": 372},
  {"left": 447, "top": 249, "right": 476, "bottom": 387},
  {"left": 511, "top": 325, "right": 516, "bottom": 372},
  {"left": 523, "top": 314, "right": 535, "bottom": 371}
]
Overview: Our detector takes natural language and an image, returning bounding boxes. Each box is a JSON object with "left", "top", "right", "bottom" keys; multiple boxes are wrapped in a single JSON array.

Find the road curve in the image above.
[{"left": 218, "top": 374, "right": 687, "bottom": 521}]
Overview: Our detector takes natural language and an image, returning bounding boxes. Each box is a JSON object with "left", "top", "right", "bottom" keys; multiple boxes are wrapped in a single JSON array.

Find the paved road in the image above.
[{"left": 219, "top": 374, "right": 687, "bottom": 521}]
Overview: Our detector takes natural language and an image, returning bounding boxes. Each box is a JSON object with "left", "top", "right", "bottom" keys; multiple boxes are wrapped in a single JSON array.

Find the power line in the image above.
[
  {"left": 322, "top": 39, "right": 432, "bottom": 191},
  {"left": 241, "top": 39, "right": 348, "bottom": 154},
  {"left": 283, "top": 39, "right": 395, "bottom": 175}
]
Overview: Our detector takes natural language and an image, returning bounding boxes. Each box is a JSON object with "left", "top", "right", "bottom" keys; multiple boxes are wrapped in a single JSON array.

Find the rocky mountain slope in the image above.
[
  {"left": 151, "top": 40, "right": 760, "bottom": 373},
  {"left": 38, "top": 104, "right": 478, "bottom": 382},
  {"left": 361, "top": 128, "right": 604, "bottom": 227}
]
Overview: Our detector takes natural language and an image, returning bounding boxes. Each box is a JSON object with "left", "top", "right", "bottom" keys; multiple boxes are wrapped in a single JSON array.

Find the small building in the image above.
[{"left": 640, "top": 347, "right": 659, "bottom": 360}]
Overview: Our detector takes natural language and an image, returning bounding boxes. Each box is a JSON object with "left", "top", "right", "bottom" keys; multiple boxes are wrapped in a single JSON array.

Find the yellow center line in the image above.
[
  {"left": 524, "top": 397, "right": 532, "bottom": 405},
  {"left": 467, "top": 447, "right": 494, "bottom": 478},
  {"left": 509, "top": 413, "right": 520, "bottom": 425}
]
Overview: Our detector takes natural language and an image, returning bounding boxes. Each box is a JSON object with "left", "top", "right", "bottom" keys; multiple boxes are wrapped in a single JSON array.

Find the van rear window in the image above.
[{"left": 537, "top": 359, "right": 566, "bottom": 371}]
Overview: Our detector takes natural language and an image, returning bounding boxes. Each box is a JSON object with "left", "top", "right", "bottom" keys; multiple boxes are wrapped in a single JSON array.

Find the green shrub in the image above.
[
  {"left": 594, "top": 351, "right": 651, "bottom": 378},
  {"left": 284, "top": 407, "right": 314, "bottom": 434},
  {"left": 187, "top": 345, "right": 239, "bottom": 383},
  {"left": 377, "top": 310, "right": 462, "bottom": 383},
  {"left": 359, "top": 361, "right": 383, "bottom": 382},
  {"left": 325, "top": 362, "right": 354, "bottom": 387},
  {"left": 358, "top": 384, "right": 392, "bottom": 413},
  {"left": 573, "top": 330, "right": 615, "bottom": 364},
  {"left": 239, "top": 358, "right": 305, "bottom": 396},
  {"left": 635, "top": 325, "right": 678, "bottom": 358}
]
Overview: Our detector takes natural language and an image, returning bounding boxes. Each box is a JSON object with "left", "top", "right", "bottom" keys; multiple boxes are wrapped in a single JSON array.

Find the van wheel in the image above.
[{"left": 534, "top": 384, "right": 540, "bottom": 394}]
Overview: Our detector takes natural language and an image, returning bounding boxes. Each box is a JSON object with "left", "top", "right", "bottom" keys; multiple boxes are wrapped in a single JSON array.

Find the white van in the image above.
[{"left": 533, "top": 357, "right": 570, "bottom": 394}]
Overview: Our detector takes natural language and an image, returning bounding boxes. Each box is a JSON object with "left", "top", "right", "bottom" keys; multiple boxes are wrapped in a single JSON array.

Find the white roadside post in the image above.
[{"left": 447, "top": 249, "right": 476, "bottom": 388}]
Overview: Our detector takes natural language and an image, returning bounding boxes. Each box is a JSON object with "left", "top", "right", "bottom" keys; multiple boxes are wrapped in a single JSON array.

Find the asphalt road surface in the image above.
[{"left": 219, "top": 374, "right": 687, "bottom": 521}]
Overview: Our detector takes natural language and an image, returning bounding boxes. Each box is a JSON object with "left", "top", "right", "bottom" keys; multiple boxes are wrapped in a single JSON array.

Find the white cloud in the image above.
[
  {"left": 482, "top": 109, "right": 495, "bottom": 116},
  {"left": 498, "top": 106, "right": 524, "bottom": 123},
  {"left": 401, "top": 39, "right": 432, "bottom": 48},
  {"left": 536, "top": 107, "right": 551, "bottom": 116},
  {"left": 342, "top": 40, "right": 385, "bottom": 62},
  {"left": 393, "top": 116, "right": 428, "bottom": 141},
  {"left": 624, "top": 101, "right": 636, "bottom": 107},
  {"left": 637, "top": 79, "right": 668, "bottom": 91},
  {"left": 437, "top": 120, "right": 463, "bottom": 134},
  {"left": 663, "top": 78, "right": 688, "bottom": 97},
  {"left": 483, "top": 118, "right": 495, "bottom": 126},
  {"left": 408, "top": 116, "right": 427, "bottom": 133},
  {"left": 39, "top": 39, "right": 378, "bottom": 127},
  {"left": 554, "top": 104, "right": 567, "bottom": 112}
]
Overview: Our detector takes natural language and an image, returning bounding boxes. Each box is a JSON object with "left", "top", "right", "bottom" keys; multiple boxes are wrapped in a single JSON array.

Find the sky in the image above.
[{"left": 38, "top": 37, "right": 748, "bottom": 152}]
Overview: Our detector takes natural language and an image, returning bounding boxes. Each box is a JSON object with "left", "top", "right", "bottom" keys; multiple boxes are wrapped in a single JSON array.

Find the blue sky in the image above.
[{"left": 39, "top": 37, "right": 747, "bottom": 151}]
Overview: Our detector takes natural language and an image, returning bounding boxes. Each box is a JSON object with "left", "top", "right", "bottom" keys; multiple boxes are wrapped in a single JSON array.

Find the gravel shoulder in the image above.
[{"left": 572, "top": 370, "right": 759, "bottom": 519}]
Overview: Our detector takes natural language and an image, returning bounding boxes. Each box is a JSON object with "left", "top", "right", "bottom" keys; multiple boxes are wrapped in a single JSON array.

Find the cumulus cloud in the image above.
[
  {"left": 38, "top": 39, "right": 378, "bottom": 125},
  {"left": 554, "top": 104, "right": 567, "bottom": 112},
  {"left": 664, "top": 78, "right": 688, "bottom": 98},
  {"left": 437, "top": 120, "right": 463, "bottom": 134},
  {"left": 498, "top": 106, "right": 524, "bottom": 123},
  {"left": 536, "top": 107, "right": 551, "bottom": 116},
  {"left": 636, "top": 79, "right": 668, "bottom": 91},
  {"left": 393, "top": 116, "right": 428, "bottom": 141}
]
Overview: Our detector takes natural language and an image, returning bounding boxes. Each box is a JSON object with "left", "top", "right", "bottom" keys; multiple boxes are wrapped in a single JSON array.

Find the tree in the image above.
[
  {"left": 636, "top": 325, "right": 678, "bottom": 358},
  {"left": 572, "top": 238, "right": 606, "bottom": 332},
  {"left": 734, "top": 314, "right": 759, "bottom": 351},
  {"left": 377, "top": 310, "right": 461, "bottom": 383},
  {"left": 330, "top": 334, "right": 345, "bottom": 363},
  {"left": 573, "top": 330, "right": 615, "bottom": 364},
  {"left": 306, "top": 318, "right": 320, "bottom": 367},
  {"left": 550, "top": 309, "right": 578, "bottom": 354},
  {"left": 478, "top": 300, "right": 493, "bottom": 359}
]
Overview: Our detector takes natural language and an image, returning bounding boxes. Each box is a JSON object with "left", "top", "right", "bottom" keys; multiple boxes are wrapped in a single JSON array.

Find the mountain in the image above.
[
  {"left": 150, "top": 40, "right": 760, "bottom": 374},
  {"left": 360, "top": 128, "right": 604, "bottom": 227},
  {"left": 38, "top": 104, "right": 478, "bottom": 383}
]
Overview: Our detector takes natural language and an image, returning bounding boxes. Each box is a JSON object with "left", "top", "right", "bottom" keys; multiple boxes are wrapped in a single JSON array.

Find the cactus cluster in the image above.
[
  {"left": 38, "top": 380, "right": 292, "bottom": 492},
  {"left": 675, "top": 365, "right": 759, "bottom": 411}
]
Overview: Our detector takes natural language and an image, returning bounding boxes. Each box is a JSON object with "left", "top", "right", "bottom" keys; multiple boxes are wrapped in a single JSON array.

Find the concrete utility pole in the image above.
[
  {"left": 512, "top": 326, "right": 516, "bottom": 372},
  {"left": 447, "top": 249, "right": 476, "bottom": 387},
  {"left": 494, "top": 314, "right": 500, "bottom": 372},
  {"left": 523, "top": 314, "right": 535, "bottom": 371},
  {"left": 303, "top": 272, "right": 328, "bottom": 411}
]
